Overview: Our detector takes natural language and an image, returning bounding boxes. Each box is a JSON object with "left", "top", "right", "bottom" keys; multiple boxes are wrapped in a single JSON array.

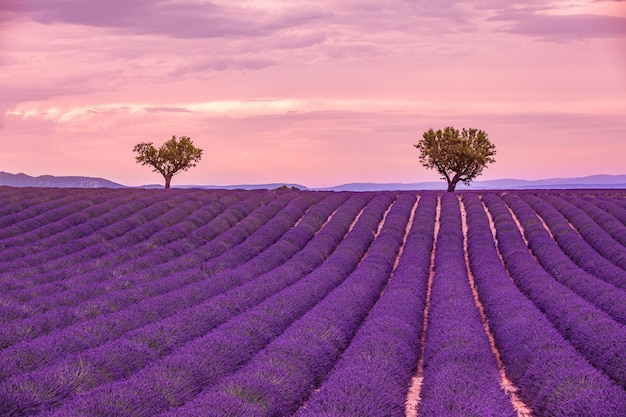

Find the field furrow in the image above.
[
  {"left": 414, "top": 193, "right": 515, "bottom": 416},
  {"left": 503, "top": 193, "right": 626, "bottom": 323},
  {"left": 464, "top": 193, "right": 626, "bottom": 417},
  {"left": 483, "top": 194, "right": 626, "bottom": 389}
]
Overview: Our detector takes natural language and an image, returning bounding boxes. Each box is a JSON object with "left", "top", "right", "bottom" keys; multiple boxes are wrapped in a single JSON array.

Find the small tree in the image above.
[
  {"left": 414, "top": 126, "right": 496, "bottom": 192},
  {"left": 133, "top": 135, "right": 203, "bottom": 189}
]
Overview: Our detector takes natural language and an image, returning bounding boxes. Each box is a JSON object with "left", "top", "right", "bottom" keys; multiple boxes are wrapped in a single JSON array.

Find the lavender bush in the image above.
[
  {"left": 464, "top": 193, "right": 626, "bottom": 416},
  {"left": 483, "top": 193, "right": 626, "bottom": 388},
  {"left": 414, "top": 193, "right": 515, "bottom": 417},
  {"left": 519, "top": 193, "right": 626, "bottom": 288},
  {"left": 295, "top": 192, "right": 436, "bottom": 416},
  {"left": 502, "top": 193, "right": 626, "bottom": 323}
]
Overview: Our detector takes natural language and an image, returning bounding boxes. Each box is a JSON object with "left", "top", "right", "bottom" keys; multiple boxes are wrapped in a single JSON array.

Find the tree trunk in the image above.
[
  {"left": 447, "top": 180, "right": 458, "bottom": 192},
  {"left": 164, "top": 176, "right": 172, "bottom": 189}
]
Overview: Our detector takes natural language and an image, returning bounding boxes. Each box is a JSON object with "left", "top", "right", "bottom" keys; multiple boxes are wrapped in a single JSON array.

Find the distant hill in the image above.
[
  {"left": 1, "top": 171, "right": 625, "bottom": 191},
  {"left": 168, "top": 175, "right": 626, "bottom": 191},
  {"left": 160, "top": 183, "right": 308, "bottom": 190},
  {"left": 0, "top": 172, "right": 126, "bottom": 188},
  {"left": 319, "top": 175, "right": 626, "bottom": 191}
]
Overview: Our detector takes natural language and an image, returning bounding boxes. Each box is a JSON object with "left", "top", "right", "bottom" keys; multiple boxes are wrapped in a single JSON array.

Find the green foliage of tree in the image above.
[
  {"left": 274, "top": 185, "right": 300, "bottom": 191},
  {"left": 133, "top": 136, "right": 203, "bottom": 189},
  {"left": 415, "top": 126, "right": 496, "bottom": 192}
]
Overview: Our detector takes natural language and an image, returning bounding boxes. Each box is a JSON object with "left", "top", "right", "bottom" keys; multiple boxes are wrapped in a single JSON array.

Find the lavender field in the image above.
[{"left": 0, "top": 186, "right": 625, "bottom": 417}]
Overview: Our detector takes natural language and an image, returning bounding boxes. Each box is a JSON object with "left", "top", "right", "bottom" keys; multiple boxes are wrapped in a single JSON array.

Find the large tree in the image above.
[
  {"left": 414, "top": 127, "right": 496, "bottom": 192},
  {"left": 133, "top": 135, "right": 203, "bottom": 189}
]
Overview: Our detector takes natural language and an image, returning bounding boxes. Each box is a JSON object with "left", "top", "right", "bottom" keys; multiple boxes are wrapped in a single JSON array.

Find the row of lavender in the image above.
[
  {"left": 0, "top": 190, "right": 308, "bottom": 346},
  {"left": 19, "top": 191, "right": 396, "bottom": 416},
  {"left": 294, "top": 191, "right": 437, "bottom": 416},
  {"left": 410, "top": 190, "right": 626, "bottom": 416},
  {"left": 465, "top": 193, "right": 626, "bottom": 416},
  {"left": 496, "top": 192, "right": 626, "bottom": 387},
  {"left": 150, "top": 192, "right": 413, "bottom": 417},
  {"left": 1, "top": 186, "right": 625, "bottom": 416},
  {"left": 516, "top": 193, "right": 626, "bottom": 290},
  {"left": 0, "top": 188, "right": 366, "bottom": 415},
  {"left": 1, "top": 189, "right": 251, "bottom": 304},
  {"left": 1, "top": 190, "right": 348, "bottom": 361},
  {"left": 1, "top": 198, "right": 278, "bottom": 321},
  {"left": 1, "top": 189, "right": 267, "bottom": 292}
]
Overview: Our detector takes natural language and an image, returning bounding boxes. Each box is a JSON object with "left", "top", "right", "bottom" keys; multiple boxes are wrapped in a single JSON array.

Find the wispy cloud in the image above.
[
  {"left": 2, "top": 0, "right": 330, "bottom": 38},
  {"left": 143, "top": 107, "right": 195, "bottom": 113},
  {"left": 170, "top": 56, "right": 277, "bottom": 76},
  {"left": 491, "top": 7, "right": 626, "bottom": 40}
]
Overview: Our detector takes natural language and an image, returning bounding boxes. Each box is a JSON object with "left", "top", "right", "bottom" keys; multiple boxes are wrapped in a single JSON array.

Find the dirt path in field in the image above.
[
  {"left": 404, "top": 195, "right": 533, "bottom": 416},
  {"left": 539, "top": 195, "right": 587, "bottom": 241},
  {"left": 376, "top": 202, "right": 395, "bottom": 236},
  {"left": 482, "top": 200, "right": 517, "bottom": 287},
  {"left": 501, "top": 194, "right": 555, "bottom": 241},
  {"left": 375, "top": 197, "right": 420, "bottom": 301},
  {"left": 502, "top": 198, "right": 549, "bottom": 271},
  {"left": 534, "top": 207, "right": 556, "bottom": 240},
  {"left": 392, "top": 196, "right": 420, "bottom": 272},
  {"left": 348, "top": 206, "right": 366, "bottom": 234},
  {"left": 461, "top": 198, "right": 533, "bottom": 417},
  {"left": 405, "top": 195, "right": 439, "bottom": 417},
  {"left": 312, "top": 206, "right": 341, "bottom": 236},
  {"left": 357, "top": 199, "right": 395, "bottom": 267}
]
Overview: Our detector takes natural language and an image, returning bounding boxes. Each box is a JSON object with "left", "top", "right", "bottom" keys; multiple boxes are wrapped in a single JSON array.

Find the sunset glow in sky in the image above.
[{"left": 1, "top": 0, "right": 625, "bottom": 187}]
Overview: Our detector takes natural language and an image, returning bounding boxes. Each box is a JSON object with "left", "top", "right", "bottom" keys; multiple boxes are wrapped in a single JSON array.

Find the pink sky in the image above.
[{"left": 1, "top": 0, "right": 625, "bottom": 188}]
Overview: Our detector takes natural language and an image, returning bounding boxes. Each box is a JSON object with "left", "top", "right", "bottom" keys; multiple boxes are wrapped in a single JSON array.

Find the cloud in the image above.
[
  {"left": 170, "top": 56, "right": 277, "bottom": 76},
  {"left": 1, "top": 0, "right": 154, "bottom": 26},
  {"left": 516, "top": 14, "right": 626, "bottom": 39},
  {"left": 2, "top": 0, "right": 330, "bottom": 39},
  {"left": 143, "top": 107, "right": 195, "bottom": 113},
  {"left": 0, "top": 69, "right": 125, "bottom": 109},
  {"left": 490, "top": 6, "right": 626, "bottom": 40},
  {"left": 8, "top": 0, "right": 623, "bottom": 44},
  {"left": 273, "top": 30, "right": 327, "bottom": 49}
]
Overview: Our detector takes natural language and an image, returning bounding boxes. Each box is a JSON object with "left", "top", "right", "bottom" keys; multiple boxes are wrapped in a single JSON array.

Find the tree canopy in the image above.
[
  {"left": 414, "top": 127, "right": 496, "bottom": 192},
  {"left": 133, "top": 135, "right": 203, "bottom": 189}
]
